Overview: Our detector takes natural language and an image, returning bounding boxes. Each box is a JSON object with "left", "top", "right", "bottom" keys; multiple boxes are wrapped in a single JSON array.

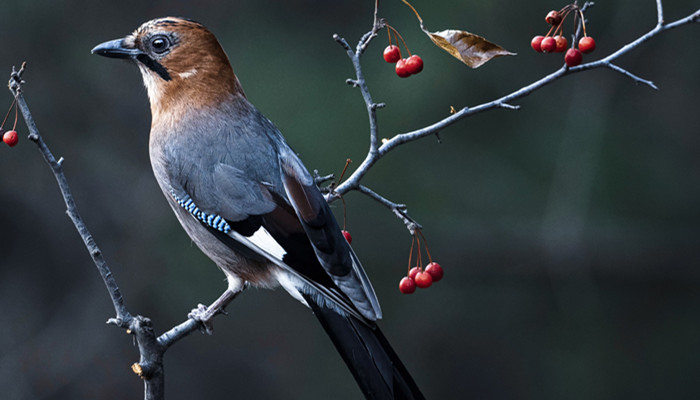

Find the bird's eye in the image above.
[{"left": 150, "top": 36, "right": 170, "bottom": 54}]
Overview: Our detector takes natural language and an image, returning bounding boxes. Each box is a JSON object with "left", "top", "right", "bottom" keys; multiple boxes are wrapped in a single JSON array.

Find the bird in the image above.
[{"left": 92, "top": 17, "right": 424, "bottom": 399}]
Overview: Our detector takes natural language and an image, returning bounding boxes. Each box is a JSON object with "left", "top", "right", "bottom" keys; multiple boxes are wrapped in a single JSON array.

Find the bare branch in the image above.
[
  {"left": 606, "top": 63, "right": 658, "bottom": 89},
  {"left": 329, "top": 1, "right": 700, "bottom": 222},
  {"left": 130, "top": 316, "right": 165, "bottom": 400},
  {"left": 357, "top": 0, "right": 382, "bottom": 55},
  {"left": 8, "top": 62, "right": 133, "bottom": 327},
  {"left": 157, "top": 319, "right": 200, "bottom": 349},
  {"left": 332, "top": 33, "right": 353, "bottom": 53},
  {"left": 496, "top": 101, "right": 521, "bottom": 110},
  {"left": 656, "top": 0, "right": 664, "bottom": 26},
  {"left": 356, "top": 185, "right": 421, "bottom": 234},
  {"left": 313, "top": 170, "right": 335, "bottom": 188}
]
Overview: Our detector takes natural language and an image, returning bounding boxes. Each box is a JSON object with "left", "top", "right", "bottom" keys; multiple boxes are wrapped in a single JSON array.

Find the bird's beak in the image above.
[
  {"left": 91, "top": 38, "right": 142, "bottom": 59},
  {"left": 92, "top": 36, "right": 172, "bottom": 81}
]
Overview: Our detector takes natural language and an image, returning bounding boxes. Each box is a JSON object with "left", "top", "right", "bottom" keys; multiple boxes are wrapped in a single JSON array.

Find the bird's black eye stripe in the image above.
[
  {"left": 136, "top": 54, "right": 172, "bottom": 81},
  {"left": 149, "top": 35, "right": 171, "bottom": 54}
]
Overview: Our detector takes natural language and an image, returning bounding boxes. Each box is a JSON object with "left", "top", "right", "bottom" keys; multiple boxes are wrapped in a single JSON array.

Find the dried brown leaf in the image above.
[{"left": 425, "top": 29, "right": 515, "bottom": 68}]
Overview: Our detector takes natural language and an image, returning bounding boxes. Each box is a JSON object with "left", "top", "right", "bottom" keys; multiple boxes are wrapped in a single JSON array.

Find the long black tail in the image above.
[{"left": 303, "top": 294, "right": 425, "bottom": 400}]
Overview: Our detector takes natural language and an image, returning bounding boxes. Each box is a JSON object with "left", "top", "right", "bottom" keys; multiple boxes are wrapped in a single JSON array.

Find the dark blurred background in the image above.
[{"left": 1, "top": 0, "right": 699, "bottom": 399}]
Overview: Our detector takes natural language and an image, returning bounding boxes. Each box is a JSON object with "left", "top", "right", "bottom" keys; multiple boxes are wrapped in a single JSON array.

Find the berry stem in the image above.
[
  {"left": 399, "top": 0, "right": 423, "bottom": 25},
  {"left": 578, "top": 8, "right": 588, "bottom": 37},
  {"left": 407, "top": 234, "right": 416, "bottom": 274},
  {"left": 555, "top": 10, "right": 571, "bottom": 35},
  {"left": 553, "top": 13, "right": 569, "bottom": 37},
  {"left": 1, "top": 96, "right": 17, "bottom": 129},
  {"left": 334, "top": 159, "right": 352, "bottom": 230},
  {"left": 415, "top": 233, "right": 423, "bottom": 269},
  {"left": 385, "top": 23, "right": 412, "bottom": 57},
  {"left": 551, "top": 4, "right": 581, "bottom": 41},
  {"left": 337, "top": 158, "right": 352, "bottom": 183},
  {"left": 416, "top": 228, "right": 434, "bottom": 264},
  {"left": 341, "top": 195, "right": 348, "bottom": 230},
  {"left": 544, "top": 24, "right": 555, "bottom": 38},
  {"left": 13, "top": 98, "right": 18, "bottom": 130}
]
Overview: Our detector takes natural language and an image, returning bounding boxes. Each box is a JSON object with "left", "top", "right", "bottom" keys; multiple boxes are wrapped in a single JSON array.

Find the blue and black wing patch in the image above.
[{"left": 171, "top": 190, "right": 231, "bottom": 233}]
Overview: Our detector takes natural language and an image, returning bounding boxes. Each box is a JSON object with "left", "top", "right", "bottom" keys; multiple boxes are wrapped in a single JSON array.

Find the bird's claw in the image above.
[
  {"left": 188, "top": 304, "right": 215, "bottom": 334},
  {"left": 186, "top": 287, "right": 242, "bottom": 335}
]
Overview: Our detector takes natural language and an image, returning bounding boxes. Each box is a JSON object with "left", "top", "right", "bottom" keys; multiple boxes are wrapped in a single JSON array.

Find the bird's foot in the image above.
[
  {"left": 188, "top": 304, "right": 217, "bottom": 334},
  {"left": 187, "top": 286, "right": 245, "bottom": 334}
]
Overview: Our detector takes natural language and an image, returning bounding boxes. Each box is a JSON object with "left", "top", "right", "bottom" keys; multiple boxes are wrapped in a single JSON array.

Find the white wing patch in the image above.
[
  {"left": 224, "top": 227, "right": 369, "bottom": 323},
  {"left": 248, "top": 226, "right": 287, "bottom": 260}
]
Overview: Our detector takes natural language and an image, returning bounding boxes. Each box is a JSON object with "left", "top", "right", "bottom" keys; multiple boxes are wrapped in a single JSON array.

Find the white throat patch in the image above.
[{"left": 138, "top": 64, "right": 164, "bottom": 105}]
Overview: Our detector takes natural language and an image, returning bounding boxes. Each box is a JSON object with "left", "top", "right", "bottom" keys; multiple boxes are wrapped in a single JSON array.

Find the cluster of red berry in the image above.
[
  {"left": 1, "top": 97, "right": 20, "bottom": 147},
  {"left": 384, "top": 46, "right": 424, "bottom": 78},
  {"left": 382, "top": 24, "right": 424, "bottom": 78},
  {"left": 398, "top": 230, "right": 444, "bottom": 294},
  {"left": 530, "top": 4, "right": 596, "bottom": 67},
  {"left": 400, "top": 262, "right": 443, "bottom": 294}
]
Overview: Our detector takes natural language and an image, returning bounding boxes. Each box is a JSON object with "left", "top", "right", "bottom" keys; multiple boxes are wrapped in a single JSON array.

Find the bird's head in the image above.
[{"left": 92, "top": 17, "right": 244, "bottom": 119}]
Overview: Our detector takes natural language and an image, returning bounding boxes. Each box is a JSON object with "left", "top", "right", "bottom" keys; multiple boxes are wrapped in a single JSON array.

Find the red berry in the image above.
[
  {"left": 540, "top": 37, "right": 556, "bottom": 53},
  {"left": 531, "top": 35, "right": 545, "bottom": 52},
  {"left": 383, "top": 45, "right": 401, "bottom": 63},
  {"left": 414, "top": 271, "right": 433, "bottom": 288},
  {"left": 3, "top": 130, "right": 18, "bottom": 147},
  {"left": 395, "top": 58, "right": 411, "bottom": 78},
  {"left": 341, "top": 230, "right": 352, "bottom": 244},
  {"left": 554, "top": 36, "right": 568, "bottom": 53},
  {"left": 408, "top": 266, "right": 421, "bottom": 280},
  {"left": 399, "top": 277, "right": 416, "bottom": 294},
  {"left": 545, "top": 10, "right": 562, "bottom": 26},
  {"left": 425, "top": 262, "right": 444, "bottom": 282},
  {"left": 578, "top": 36, "right": 596, "bottom": 53},
  {"left": 404, "top": 55, "right": 423, "bottom": 75},
  {"left": 564, "top": 48, "right": 583, "bottom": 67}
]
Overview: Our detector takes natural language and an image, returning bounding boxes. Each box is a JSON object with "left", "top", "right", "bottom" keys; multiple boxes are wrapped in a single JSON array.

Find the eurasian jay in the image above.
[{"left": 92, "top": 17, "right": 423, "bottom": 399}]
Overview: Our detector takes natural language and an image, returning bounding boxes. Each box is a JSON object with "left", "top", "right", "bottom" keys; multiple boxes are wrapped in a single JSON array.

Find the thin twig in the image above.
[
  {"left": 356, "top": 185, "right": 421, "bottom": 234},
  {"left": 331, "top": 30, "right": 383, "bottom": 182},
  {"left": 606, "top": 63, "right": 658, "bottom": 89},
  {"left": 8, "top": 63, "right": 133, "bottom": 327},
  {"left": 313, "top": 170, "right": 335, "bottom": 189}
]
